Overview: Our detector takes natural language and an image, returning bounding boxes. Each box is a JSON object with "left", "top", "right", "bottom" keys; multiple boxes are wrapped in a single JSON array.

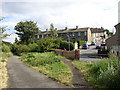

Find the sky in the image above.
[{"left": 0, "top": 0, "right": 120, "bottom": 43}]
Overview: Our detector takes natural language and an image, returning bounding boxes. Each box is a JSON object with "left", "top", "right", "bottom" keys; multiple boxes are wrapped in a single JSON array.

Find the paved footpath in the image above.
[
  {"left": 7, "top": 56, "right": 69, "bottom": 88},
  {"left": 62, "top": 59, "right": 89, "bottom": 88}
]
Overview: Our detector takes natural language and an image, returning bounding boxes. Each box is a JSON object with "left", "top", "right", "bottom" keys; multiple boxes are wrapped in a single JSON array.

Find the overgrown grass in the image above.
[
  {"left": 21, "top": 52, "right": 73, "bottom": 86},
  {"left": 0, "top": 45, "right": 13, "bottom": 88},
  {"left": 72, "top": 56, "right": 120, "bottom": 88},
  {"left": 1, "top": 52, "right": 13, "bottom": 60}
]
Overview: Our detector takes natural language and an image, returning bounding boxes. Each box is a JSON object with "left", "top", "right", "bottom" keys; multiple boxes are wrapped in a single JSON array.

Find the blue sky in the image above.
[{"left": 1, "top": 0, "right": 119, "bottom": 43}]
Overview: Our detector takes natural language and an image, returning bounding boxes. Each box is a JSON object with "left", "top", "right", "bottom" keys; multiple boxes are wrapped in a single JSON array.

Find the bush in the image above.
[
  {"left": 2, "top": 44, "right": 11, "bottom": 53},
  {"left": 77, "top": 41, "right": 85, "bottom": 46},
  {"left": 11, "top": 44, "right": 30, "bottom": 55},
  {"left": 89, "top": 56, "right": 120, "bottom": 88},
  {"left": 60, "top": 41, "right": 74, "bottom": 51},
  {"left": 37, "top": 37, "right": 62, "bottom": 52},
  {"left": 28, "top": 43, "right": 38, "bottom": 52},
  {"left": 2, "top": 52, "right": 13, "bottom": 59},
  {"left": 1, "top": 44, "right": 13, "bottom": 59}
]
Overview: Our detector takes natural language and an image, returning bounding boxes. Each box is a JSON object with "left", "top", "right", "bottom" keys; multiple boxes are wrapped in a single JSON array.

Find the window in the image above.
[
  {"left": 66, "top": 33, "right": 69, "bottom": 37},
  {"left": 78, "top": 32, "right": 81, "bottom": 36},
  {"left": 84, "top": 32, "right": 87, "bottom": 36},
  {"left": 35, "top": 35, "right": 38, "bottom": 39},
  {"left": 39, "top": 35, "right": 42, "bottom": 38},
  {"left": 72, "top": 32, "right": 75, "bottom": 36}
]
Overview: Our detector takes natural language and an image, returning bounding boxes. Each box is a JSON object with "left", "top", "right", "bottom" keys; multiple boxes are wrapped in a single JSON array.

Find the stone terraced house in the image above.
[
  {"left": 35, "top": 26, "right": 107, "bottom": 45},
  {"left": 106, "top": 1, "right": 120, "bottom": 56},
  {"left": 106, "top": 23, "right": 120, "bottom": 56}
]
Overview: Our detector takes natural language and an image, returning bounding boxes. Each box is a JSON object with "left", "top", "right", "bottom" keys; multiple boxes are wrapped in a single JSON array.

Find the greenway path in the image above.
[{"left": 7, "top": 56, "right": 69, "bottom": 88}]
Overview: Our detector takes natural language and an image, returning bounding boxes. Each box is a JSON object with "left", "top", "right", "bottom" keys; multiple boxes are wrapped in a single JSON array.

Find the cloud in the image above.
[
  {"left": 1, "top": 0, "right": 119, "bottom": 43},
  {"left": 3, "top": 33, "right": 18, "bottom": 43}
]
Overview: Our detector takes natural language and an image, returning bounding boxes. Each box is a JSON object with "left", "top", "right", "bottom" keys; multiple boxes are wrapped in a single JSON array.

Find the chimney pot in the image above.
[
  {"left": 65, "top": 27, "right": 67, "bottom": 30},
  {"left": 46, "top": 29, "right": 48, "bottom": 32},
  {"left": 76, "top": 26, "right": 78, "bottom": 29}
]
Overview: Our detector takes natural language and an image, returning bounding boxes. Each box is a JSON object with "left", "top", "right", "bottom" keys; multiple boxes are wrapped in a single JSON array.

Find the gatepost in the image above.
[{"left": 75, "top": 50, "right": 80, "bottom": 60}]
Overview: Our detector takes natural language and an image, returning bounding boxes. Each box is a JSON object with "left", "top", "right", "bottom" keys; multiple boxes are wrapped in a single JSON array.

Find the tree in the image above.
[
  {"left": 106, "top": 29, "right": 113, "bottom": 37},
  {"left": 0, "top": 17, "right": 10, "bottom": 40},
  {"left": 49, "top": 23, "right": 58, "bottom": 38},
  {"left": 14, "top": 21, "right": 40, "bottom": 44}
]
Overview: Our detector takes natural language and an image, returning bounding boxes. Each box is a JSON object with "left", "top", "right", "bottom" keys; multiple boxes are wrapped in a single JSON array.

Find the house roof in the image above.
[
  {"left": 90, "top": 28, "right": 106, "bottom": 33},
  {"left": 36, "top": 27, "right": 106, "bottom": 35},
  {"left": 37, "top": 27, "right": 88, "bottom": 35}
]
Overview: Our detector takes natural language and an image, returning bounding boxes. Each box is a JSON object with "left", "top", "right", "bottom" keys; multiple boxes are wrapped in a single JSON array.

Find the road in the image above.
[
  {"left": 80, "top": 46, "right": 102, "bottom": 62},
  {"left": 7, "top": 56, "right": 69, "bottom": 88}
]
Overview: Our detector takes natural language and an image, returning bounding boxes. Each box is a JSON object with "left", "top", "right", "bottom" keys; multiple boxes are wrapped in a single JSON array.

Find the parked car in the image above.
[
  {"left": 82, "top": 44, "right": 89, "bottom": 49},
  {"left": 96, "top": 45, "right": 102, "bottom": 49},
  {"left": 101, "top": 41, "right": 106, "bottom": 46},
  {"left": 91, "top": 42, "right": 96, "bottom": 45}
]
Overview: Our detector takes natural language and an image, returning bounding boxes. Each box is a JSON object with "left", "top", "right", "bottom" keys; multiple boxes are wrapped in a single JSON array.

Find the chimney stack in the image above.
[
  {"left": 46, "top": 29, "right": 48, "bottom": 32},
  {"left": 65, "top": 27, "right": 68, "bottom": 30},
  {"left": 76, "top": 26, "right": 78, "bottom": 29}
]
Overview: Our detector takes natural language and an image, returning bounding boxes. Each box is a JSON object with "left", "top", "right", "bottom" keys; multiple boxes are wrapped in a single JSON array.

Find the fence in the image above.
[{"left": 54, "top": 49, "right": 80, "bottom": 60}]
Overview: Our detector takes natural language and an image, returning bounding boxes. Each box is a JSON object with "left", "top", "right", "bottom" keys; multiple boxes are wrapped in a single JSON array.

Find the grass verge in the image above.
[
  {"left": 0, "top": 52, "right": 13, "bottom": 88},
  {"left": 21, "top": 52, "right": 73, "bottom": 86},
  {"left": 72, "top": 55, "right": 120, "bottom": 88}
]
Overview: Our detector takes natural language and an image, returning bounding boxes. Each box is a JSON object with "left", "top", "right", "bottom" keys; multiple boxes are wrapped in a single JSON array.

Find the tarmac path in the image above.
[{"left": 7, "top": 56, "right": 69, "bottom": 88}]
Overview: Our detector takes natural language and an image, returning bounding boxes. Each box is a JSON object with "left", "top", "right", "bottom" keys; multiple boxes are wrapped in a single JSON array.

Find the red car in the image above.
[{"left": 101, "top": 41, "right": 106, "bottom": 46}]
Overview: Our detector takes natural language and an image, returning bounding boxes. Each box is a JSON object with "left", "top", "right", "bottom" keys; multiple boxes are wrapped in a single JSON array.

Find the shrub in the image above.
[
  {"left": 37, "top": 37, "right": 62, "bottom": 52},
  {"left": 2, "top": 44, "right": 11, "bottom": 53},
  {"left": 77, "top": 41, "right": 85, "bottom": 46},
  {"left": 11, "top": 44, "right": 30, "bottom": 55},
  {"left": 28, "top": 43, "right": 38, "bottom": 52},
  {"left": 60, "top": 41, "right": 74, "bottom": 51},
  {"left": 89, "top": 56, "right": 120, "bottom": 88}
]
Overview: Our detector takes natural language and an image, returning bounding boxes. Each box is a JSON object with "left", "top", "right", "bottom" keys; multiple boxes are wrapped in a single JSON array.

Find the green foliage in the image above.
[
  {"left": 0, "top": 18, "right": 9, "bottom": 40},
  {"left": 89, "top": 56, "right": 120, "bottom": 88},
  {"left": 1, "top": 43, "right": 13, "bottom": 59},
  {"left": 106, "top": 29, "right": 113, "bottom": 37},
  {"left": 49, "top": 23, "right": 58, "bottom": 38},
  {"left": 28, "top": 43, "right": 38, "bottom": 52},
  {"left": 11, "top": 37, "right": 62, "bottom": 55},
  {"left": 37, "top": 37, "right": 62, "bottom": 52},
  {"left": 11, "top": 44, "right": 30, "bottom": 55},
  {"left": 2, "top": 52, "right": 13, "bottom": 59},
  {"left": 73, "top": 56, "right": 120, "bottom": 88},
  {"left": 60, "top": 41, "right": 74, "bottom": 51},
  {"left": 49, "top": 23, "right": 58, "bottom": 37},
  {"left": 21, "top": 52, "right": 72, "bottom": 86},
  {"left": 15, "top": 21, "right": 40, "bottom": 44},
  {"left": 2, "top": 44, "right": 11, "bottom": 52},
  {"left": 77, "top": 41, "right": 85, "bottom": 46},
  {"left": 21, "top": 52, "right": 61, "bottom": 66}
]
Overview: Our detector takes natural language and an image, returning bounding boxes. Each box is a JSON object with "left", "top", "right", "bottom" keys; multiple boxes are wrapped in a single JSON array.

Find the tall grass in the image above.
[
  {"left": 72, "top": 56, "right": 120, "bottom": 88},
  {"left": 89, "top": 56, "right": 120, "bottom": 88},
  {"left": 21, "top": 52, "right": 73, "bottom": 86}
]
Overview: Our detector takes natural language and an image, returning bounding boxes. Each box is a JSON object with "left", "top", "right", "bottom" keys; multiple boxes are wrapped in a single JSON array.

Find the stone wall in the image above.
[{"left": 55, "top": 49, "right": 80, "bottom": 60}]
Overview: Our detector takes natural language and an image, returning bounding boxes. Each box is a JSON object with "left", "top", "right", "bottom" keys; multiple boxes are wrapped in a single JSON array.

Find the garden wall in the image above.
[{"left": 55, "top": 49, "right": 80, "bottom": 60}]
